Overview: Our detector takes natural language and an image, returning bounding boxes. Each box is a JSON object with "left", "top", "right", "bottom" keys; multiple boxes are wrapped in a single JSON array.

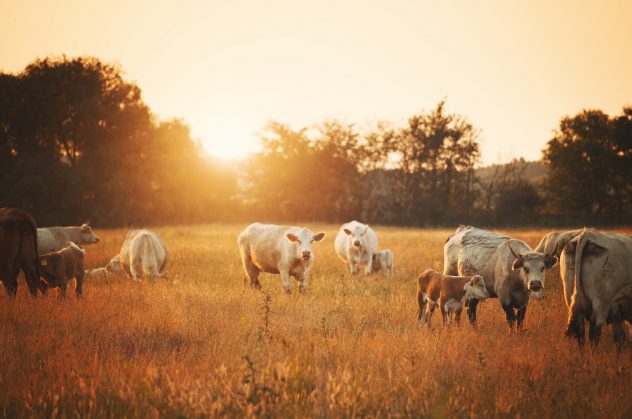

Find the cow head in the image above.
[
  {"left": 509, "top": 243, "right": 558, "bottom": 299},
  {"left": 80, "top": 222, "right": 101, "bottom": 244},
  {"left": 286, "top": 228, "right": 326, "bottom": 261},
  {"left": 105, "top": 255, "right": 124, "bottom": 274},
  {"left": 343, "top": 223, "right": 369, "bottom": 249},
  {"left": 463, "top": 275, "right": 490, "bottom": 300}
]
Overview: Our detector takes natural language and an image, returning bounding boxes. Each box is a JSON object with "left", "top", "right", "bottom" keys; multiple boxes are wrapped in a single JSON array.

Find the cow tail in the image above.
[{"left": 567, "top": 229, "right": 589, "bottom": 340}]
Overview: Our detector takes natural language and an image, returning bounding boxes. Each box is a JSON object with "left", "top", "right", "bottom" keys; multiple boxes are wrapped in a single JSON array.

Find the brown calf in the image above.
[
  {"left": 416, "top": 269, "right": 490, "bottom": 326},
  {"left": 39, "top": 242, "right": 85, "bottom": 297}
]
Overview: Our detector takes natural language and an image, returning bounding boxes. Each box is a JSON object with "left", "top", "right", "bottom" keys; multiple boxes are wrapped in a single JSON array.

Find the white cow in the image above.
[
  {"left": 86, "top": 229, "right": 167, "bottom": 281},
  {"left": 534, "top": 229, "right": 583, "bottom": 258},
  {"left": 372, "top": 249, "right": 394, "bottom": 276},
  {"left": 38, "top": 222, "right": 100, "bottom": 254},
  {"left": 238, "top": 223, "right": 326, "bottom": 293},
  {"left": 334, "top": 220, "right": 378, "bottom": 275}
]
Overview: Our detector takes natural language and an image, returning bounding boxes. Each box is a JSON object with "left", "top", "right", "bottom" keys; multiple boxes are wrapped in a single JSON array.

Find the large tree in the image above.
[{"left": 543, "top": 108, "right": 632, "bottom": 222}]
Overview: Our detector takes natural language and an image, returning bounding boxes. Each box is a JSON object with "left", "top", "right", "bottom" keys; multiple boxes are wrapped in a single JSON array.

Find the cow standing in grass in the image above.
[
  {"left": 39, "top": 242, "right": 85, "bottom": 297},
  {"left": 0, "top": 207, "right": 42, "bottom": 297},
  {"left": 444, "top": 225, "right": 558, "bottom": 331},
  {"left": 38, "top": 222, "right": 100, "bottom": 254},
  {"left": 334, "top": 220, "right": 378, "bottom": 275},
  {"left": 416, "top": 269, "right": 490, "bottom": 326},
  {"left": 564, "top": 229, "right": 632, "bottom": 350},
  {"left": 238, "top": 223, "right": 326, "bottom": 294}
]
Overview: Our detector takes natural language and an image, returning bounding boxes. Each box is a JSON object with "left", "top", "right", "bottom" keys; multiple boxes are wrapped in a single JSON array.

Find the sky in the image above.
[{"left": 1, "top": 0, "right": 631, "bottom": 164}]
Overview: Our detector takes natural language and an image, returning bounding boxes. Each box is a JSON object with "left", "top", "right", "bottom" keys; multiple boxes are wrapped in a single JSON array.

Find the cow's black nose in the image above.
[
  {"left": 353, "top": 241, "right": 361, "bottom": 246},
  {"left": 302, "top": 251, "right": 311, "bottom": 258},
  {"left": 530, "top": 281, "right": 543, "bottom": 290}
]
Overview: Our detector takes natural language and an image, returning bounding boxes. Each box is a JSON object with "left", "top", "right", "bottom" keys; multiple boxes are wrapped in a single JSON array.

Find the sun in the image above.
[{"left": 195, "top": 121, "right": 259, "bottom": 161}]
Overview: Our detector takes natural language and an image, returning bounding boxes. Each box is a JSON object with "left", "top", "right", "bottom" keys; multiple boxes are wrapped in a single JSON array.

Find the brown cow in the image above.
[
  {"left": 0, "top": 207, "right": 43, "bottom": 296},
  {"left": 39, "top": 242, "right": 85, "bottom": 297},
  {"left": 416, "top": 268, "right": 490, "bottom": 326}
]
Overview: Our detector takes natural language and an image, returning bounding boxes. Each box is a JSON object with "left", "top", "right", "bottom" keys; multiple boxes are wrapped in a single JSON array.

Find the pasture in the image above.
[{"left": 1, "top": 224, "right": 631, "bottom": 417}]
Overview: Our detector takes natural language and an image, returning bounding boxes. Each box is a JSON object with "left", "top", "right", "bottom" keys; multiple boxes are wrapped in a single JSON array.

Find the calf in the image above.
[
  {"left": 416, "top": 269, "right": 490, "bottom": 326},
  {"left": 371, "top": 250, "right": 394, "bottom": 276},
  {"left": 39, "top": 242, "right": 85, "bottom": 297},
  {"left": 238, "top": 223, "right": 325, "bottom": 293}
]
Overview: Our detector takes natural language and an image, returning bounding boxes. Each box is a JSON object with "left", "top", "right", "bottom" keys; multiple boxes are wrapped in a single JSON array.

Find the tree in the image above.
[{"left": 543, "top": 108, "right": 632, "bottom": 222}]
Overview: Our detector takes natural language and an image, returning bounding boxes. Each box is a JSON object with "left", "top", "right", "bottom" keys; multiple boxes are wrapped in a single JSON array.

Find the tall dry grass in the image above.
[{"left": 1, "top": 224, "right": 631, "bottom": 417}]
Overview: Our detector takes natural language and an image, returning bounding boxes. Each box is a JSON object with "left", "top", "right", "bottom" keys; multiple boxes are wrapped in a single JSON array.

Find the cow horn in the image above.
[{"left": 508, "top": 243, "right": 521, "bottom": 259}]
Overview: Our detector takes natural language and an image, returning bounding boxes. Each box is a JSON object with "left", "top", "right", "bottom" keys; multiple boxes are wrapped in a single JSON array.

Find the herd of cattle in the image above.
[{"left": 1, "top": 207, "right": 631, "bottom": 351}]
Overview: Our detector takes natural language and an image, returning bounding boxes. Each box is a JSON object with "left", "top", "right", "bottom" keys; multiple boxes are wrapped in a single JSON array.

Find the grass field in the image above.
[{"left": 1, "top": 224, "right": 631, "bottom": 417}]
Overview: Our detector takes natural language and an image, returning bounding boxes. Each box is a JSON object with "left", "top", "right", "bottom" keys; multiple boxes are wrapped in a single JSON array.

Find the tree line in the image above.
[{"left": 1, "top": 56, "right": 630, "bottom": 227}]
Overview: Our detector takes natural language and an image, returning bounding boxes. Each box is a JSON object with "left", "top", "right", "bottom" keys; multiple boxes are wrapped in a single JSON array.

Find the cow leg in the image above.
[
  {"left": 21, "top": 263, "right": 40, "bottom": 298},
  {"left": 612, "top": 321, "right": 626, "bottom": 352},
  {"left": 298, "top": 271, "right": 308, "bottom": 294},
  {"left": 280, "top": 270, "right": 292, "bottom": 294},
  {"left": 516, "top": 305, "right": 528, "bottom": 331},
  {"left": 467, "top": 298, "right": 479, "bottom": 326},
  {"left": 59, "top": 282, "right": 67, "bottom": 299},
  {"left": 502, "top": 304, "right": 516, "bottom": 331},
  {"left": 75, "top": 271, "right": 84, "bottom": 297},
  {"left": 439, "top": 300, "right": 449, "bottom": 326},
  {"left": 241, "top": 255, "right": 261, "bottom": 289},
  {"left": 0, "top": 264, "right": 19, "bottom": 297},
  {"left": 130, "top": 258, "right": 143, "bottom": 281},
  {"left": 364, "top": 252, "right": 374, "bottom": 276},
  {"left": 455, "top": 309, "right": 462, "bottom": 325},
  {"left": 566, "top": 298, "right": 586, "bottom": 347},
  {"left": 588, "top": 315, "right": 602, "bottom": 346},
  {"left": 416, "top": 292, "right": 426, "bottom": 321},
  {"left": 348, "top": 260, "right": 358, "bottom": 275},
  {"left": 424, "top": 304, "right": 436, "bottom": 326}
]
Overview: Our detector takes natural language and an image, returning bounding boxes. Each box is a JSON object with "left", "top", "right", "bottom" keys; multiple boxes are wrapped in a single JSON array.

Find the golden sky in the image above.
[{"left": 1, "top": 0, "right": 631, "bottom": 163}]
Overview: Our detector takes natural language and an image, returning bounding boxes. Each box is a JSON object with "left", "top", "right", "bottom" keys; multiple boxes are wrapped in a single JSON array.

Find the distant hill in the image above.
[{"left": 475, "top": 159, "right": 547, "bottom": 184}]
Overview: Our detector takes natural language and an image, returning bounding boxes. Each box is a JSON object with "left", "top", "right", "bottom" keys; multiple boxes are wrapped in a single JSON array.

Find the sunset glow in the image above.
[{"left": 1, "top": 0, "right": 631, "bottom": 164}]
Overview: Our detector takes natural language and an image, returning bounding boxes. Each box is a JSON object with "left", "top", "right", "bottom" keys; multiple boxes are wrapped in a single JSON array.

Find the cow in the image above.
[
  {"left": 37, "top": 222, "right": 100, "bottom": 255},
  {"left": 39, "top": 242, "right": 85, "bottom": 297},
  {"left": 0, "top": 207, "right": 43, "bottom": 297},
  {"left": 334, "top": 220, "right": 378, "bottom": 275},
  {"left": 534, "top": 229, "right": 583, "bottom": 258},
  {"left": 371, "top": 249, "right": 394, "bottom": 276},
  {"left": 443, "top": 225, "right": 559, "bottom": 331},
  {"left": 565, "top": 229, "right": 632, "bottom": 350},
  {"left": 416, "top": 269, "right": 490, "bottom": 326},
  {"left": 238, "top": 223, "right": 326, "bottom": 294},
  {"left": 106, "top": 230, "right": 168, "bottom": 280}
]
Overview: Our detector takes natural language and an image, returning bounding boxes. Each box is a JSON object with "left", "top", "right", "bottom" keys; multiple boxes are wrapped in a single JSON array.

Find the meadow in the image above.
[{"left": 1, "top": 224, "right": 631, "bottom": 418}]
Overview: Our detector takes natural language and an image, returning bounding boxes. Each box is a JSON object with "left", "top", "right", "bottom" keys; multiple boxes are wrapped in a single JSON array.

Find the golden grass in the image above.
[{"left": 1, "top": 224, "right": 632, "bottom": 417}]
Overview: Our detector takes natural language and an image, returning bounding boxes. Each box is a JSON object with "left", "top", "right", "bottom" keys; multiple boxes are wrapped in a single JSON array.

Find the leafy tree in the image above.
[{"left": 543, "top": 108, "right": 632, "bottom": 222}]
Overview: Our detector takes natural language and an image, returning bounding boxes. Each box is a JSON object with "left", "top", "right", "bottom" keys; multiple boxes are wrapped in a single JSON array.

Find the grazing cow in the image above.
[
  {"left": 107, "top": 230, "right": 168, "bottom": 280},
  {"left": 0, "top": 207, "right": 42, "bottom": 296},
  {"left": 416, "top": 269, "right": 490, "bottom": 326},
  {"left": 39, "top": 242, "right": 85, "bottom": 297},
  {"left": 565, "top": 229, "right": 632, "bottom": 350},
  {"left": 371, "top": 250, "right": 394, "bottom": 276},
  {"left": 534, "top": 229, "right": 583, "bottom": 258},
  {"left": 238, "top": 223, "right": 326, "bottom": 293},
  {"left": 38, "top": 222, "right": 100, "bottom": 255},
  {"left": 334, "top": 220, "right": 378, "bottom": 275},
  {"left": 444, "top": 225, "right": 558, "bottom": 331}
]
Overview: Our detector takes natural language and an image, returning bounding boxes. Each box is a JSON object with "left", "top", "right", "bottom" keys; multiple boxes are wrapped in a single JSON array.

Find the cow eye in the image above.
[
  {"left": 540, "top": 267, "right": 545, "bottom": 272},
  {"left": 524, "top": 268, "right": 530, "bottom": 274}
]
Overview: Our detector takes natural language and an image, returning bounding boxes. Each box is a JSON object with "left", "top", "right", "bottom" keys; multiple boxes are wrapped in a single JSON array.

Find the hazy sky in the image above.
[{"left": 1, "top": 0, "right": 631, "bottom": 164}]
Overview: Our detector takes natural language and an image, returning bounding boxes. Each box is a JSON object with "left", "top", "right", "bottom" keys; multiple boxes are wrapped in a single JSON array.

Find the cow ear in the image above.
[
  {"left": 545, "top": 255, "right": 559, "bottom": 269},
  {"left": 286, "top": 233, "right": 299, "bottom": 243},
  {"left": 343, "top": 228, "right": 351, "bottom": 236},
  {"left": 313, "top": 232, "right": 326, "bottom": 242},
  {"left": 512, "top": 258, "right": 523, "bottom": 271}
]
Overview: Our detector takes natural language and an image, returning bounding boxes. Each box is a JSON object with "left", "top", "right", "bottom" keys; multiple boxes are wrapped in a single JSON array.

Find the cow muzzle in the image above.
[
  {"left": 529, "top": 281, "right": 543, "bottom": 292},
  {"left": 353, "top": 240, "right": 362, "bottom": 248},
  {"left": 302, "top": 251, "right": 311, "bottom": 260}
]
